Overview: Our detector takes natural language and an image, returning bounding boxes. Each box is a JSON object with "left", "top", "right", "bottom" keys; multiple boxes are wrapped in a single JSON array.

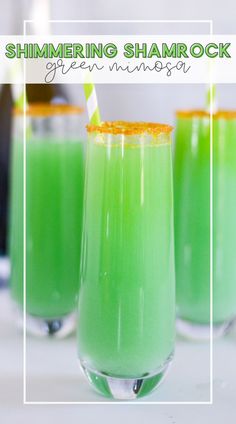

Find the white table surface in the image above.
[{"left": 1, "top": 287, "right": 236, "bottom": 423}]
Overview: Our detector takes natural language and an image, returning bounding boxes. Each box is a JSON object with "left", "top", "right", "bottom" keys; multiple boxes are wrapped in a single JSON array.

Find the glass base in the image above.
[
  {"left": 14, "top": 304, "right": 76, "bottom": 338},
  {"left": 80, "top": 355, "right": 173, "bottom": 400},
  {"left": 176, "top": 317, "right": 235, "bottom": 341}
]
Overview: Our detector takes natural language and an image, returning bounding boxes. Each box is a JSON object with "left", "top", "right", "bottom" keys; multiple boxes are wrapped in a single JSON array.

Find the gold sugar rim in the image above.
[
  {"left": 215, "top": 110, "right": 236, "bottom": 119},
  {"left": 176, "top": 109, "right": 236, "bottom": 120},
  {"left": 87, "top": 121, "right": 173, "bottom": 136},
  {"left": 13, "top": 103, "right": 84, "bottom": 116}
]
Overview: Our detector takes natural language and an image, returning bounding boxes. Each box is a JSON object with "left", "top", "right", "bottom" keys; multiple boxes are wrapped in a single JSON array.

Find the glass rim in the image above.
[
  {"left": 176, "top": 109, "right": 236, "bottom": 120},
  {"left": 13, "top": 102, "right": 84, "bottom": 117},
  {"left": 87, "top": 121, "right": 173, "bottom": 136}
]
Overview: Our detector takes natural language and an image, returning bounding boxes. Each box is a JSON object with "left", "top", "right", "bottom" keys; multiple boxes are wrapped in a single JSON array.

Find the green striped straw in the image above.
[
  {"left": 12, "top": 83, "right": 31, "bottom": 138},
  {"left": 14, "top": 88, "right": 28, "bottom": 110},
  {"left": 10, "top": 58, "right": 28, "bottom": 109},
  {"left": 206, "top": 84, "right": 217, "bottom": 113},
  {"left": 83, "top": 78, "right": 101, "bottom": 125},
  {"left": 16, "top": 89, "right": 32, "bottom": 140},
  {"left": 206, "top": 57, "right": 217, "bottom": 113}
]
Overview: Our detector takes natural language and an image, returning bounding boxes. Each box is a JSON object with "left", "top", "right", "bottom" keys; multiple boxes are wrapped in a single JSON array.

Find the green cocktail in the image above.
[
  {"left": 174, "top": 110, "right": 236, "bottom": 339},
  {"left": 77, "top": 121, "right": 175, "bottom": 399},
  {"left": 10, "top": 104, "right": 85, "bottom": 337},
  {"left": 213, "top": 111, "right": 236, "bottom": 326}
]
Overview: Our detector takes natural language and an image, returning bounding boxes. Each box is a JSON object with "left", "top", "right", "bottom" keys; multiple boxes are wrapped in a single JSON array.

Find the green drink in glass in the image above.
[
  {"left": 174, "top": 110, "right": 236, "bottom": 339},
  {"left": 213, "top": 111, "right": 236, "bottom": 329},
  {"left": 9, "top": 104, "right": 85, "bottom": 337},
  {"left": 77, "top": 121, "right": 175, "bottom": 399}
]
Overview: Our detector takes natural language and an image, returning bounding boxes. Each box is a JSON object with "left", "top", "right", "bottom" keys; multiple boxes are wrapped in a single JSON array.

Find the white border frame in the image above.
[{"left": 22, "top": 19, "right": 214, "bottom": 405}]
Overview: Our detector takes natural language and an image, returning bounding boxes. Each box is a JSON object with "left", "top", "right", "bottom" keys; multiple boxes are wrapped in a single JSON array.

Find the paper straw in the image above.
[
  {"left": 14, "top": 88, "right": 27, "bottom": 110},
  {"left": 83, "top": 82, "right": 101, "bottom": 125},
  {"left": 9, "top": 57, "right": 28, "bottom": 109},
  {"left": 206, "top": 84, "right": 217, "bottom": 113}
]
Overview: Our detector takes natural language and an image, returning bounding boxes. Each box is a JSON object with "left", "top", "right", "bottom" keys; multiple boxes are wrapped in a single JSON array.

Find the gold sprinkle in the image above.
[
  {"left": 87, "top": 121, "right": 173, "bottom": 136},
  {"left": 176, "top": 109, "right": 236, "bottom": 120},
  {"left": 13, "top": 103, "right": 84, "bottom": 117}
]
